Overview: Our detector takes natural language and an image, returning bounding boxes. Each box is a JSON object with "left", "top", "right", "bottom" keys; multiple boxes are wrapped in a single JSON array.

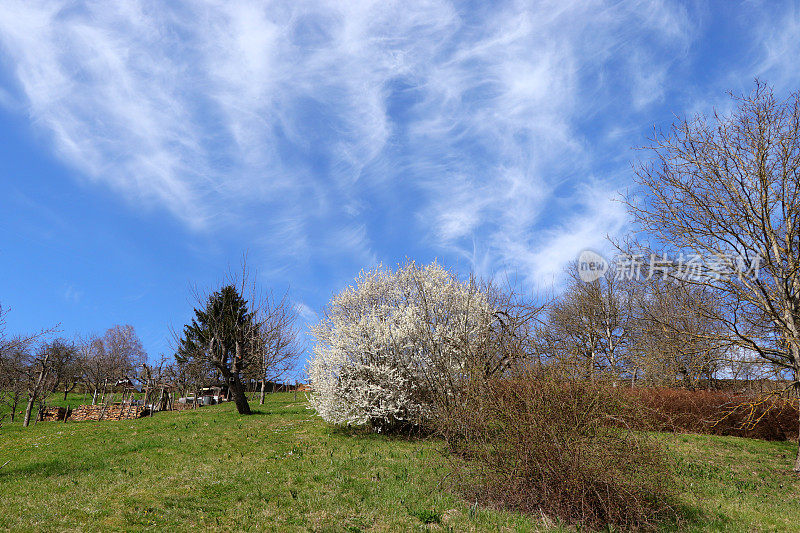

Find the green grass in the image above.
[
  {"left": 0, "top": 394, "right": 798, "bottom": 532},
  {"left": 658, "top": 432, "right": 800, "bottom": 532},
  {"left": 0, "top": 394, "right": 540, "bottom": 532}
]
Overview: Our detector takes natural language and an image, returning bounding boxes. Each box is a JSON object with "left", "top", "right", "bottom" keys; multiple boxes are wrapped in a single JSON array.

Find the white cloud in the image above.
[
  {"left": 63, "top": 284, "right": 83, "bottom": 303},
  {"left": 406, "top": 0, "right": 698, "bottom": 287},
  {"left": 507, "top": 181, "right": 629, "bottom": 287},
  {"left": 753, "top": 5, "right": 800, "bottom": 89},
  {"left": 0, "top": 0, "right": 702, "bottom": 288},
  {"left": 294, "top": 301, "right": 317, "bottom": 323}
]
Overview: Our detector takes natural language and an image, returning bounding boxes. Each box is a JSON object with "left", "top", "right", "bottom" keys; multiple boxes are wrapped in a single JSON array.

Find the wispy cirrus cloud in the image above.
[
  {"left": 63, "top": 284, "right": 83, "bottom": 303},
  {"left": 5, "top": 0, "right": 796, "bottom": 293},
  {"left": 752, "top": 5, "right": 800, "bottom": 89}
]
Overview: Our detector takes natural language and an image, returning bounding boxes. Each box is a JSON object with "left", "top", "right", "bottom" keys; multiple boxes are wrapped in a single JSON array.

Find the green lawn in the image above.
[
  {"left": 659, "top": 432, "right": 800, "bottom": 531},
  {"left": 0, "top": 393, "right": 798, "bottom": 532}
]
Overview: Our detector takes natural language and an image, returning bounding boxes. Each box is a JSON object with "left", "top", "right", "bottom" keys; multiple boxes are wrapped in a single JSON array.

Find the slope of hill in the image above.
[{"left": 0, "top": 393, "right": 798, "bottom": 531}]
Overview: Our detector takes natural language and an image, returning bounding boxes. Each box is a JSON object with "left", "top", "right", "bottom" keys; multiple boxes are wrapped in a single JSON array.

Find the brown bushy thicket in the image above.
[
  {"left": 626, "top": 387, "right": 799, "bottom": 441},
  {"left": 441, "top": 371, "right": 676, "bottom": 531}
]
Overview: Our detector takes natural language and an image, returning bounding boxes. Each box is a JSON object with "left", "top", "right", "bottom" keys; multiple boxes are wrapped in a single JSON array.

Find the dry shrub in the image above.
[
  {"left": 443, "top": 371, "right": 676, "bottom": 531},
  {"left": 625, "top": 387, "right": 799, "bottom": 441}
]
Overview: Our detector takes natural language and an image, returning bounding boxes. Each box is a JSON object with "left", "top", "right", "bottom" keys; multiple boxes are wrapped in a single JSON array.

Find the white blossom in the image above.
[{"left": 308, "top": 261, "right": 494, "bottom": 428}]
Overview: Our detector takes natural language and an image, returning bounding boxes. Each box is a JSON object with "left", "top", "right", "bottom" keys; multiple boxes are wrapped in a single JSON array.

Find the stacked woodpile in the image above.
[
  {"left": 68, "top": 404, "right": 149, "bottom": 422},
  {"left": 39, "top": 407, "right": 68, "bottom": 421}
]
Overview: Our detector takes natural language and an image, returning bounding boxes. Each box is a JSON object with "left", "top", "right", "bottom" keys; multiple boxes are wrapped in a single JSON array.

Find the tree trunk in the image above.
[
  {"left": 22, "top": 396, "right": 34, "bottom": 427},
  {"left": 229, "top": 373, "right": 251, "bottom": 415},
  {"left": 63, "top": 380, "right": 77, "bottom": 402},
  {"left": 226, "top": 340, "right": 251, "bottom": 415},
  {"left": 24, "top": 356, "right": 50, "bottom": 427},
  {"left": 10, "top": 397, "right": 18, "bottom": 423},
  {"left": 794, "top": 368, "right": 800, "bottom": 473},
  {"left": 260, "top": 379, "right": 266, "bottom": 405}
]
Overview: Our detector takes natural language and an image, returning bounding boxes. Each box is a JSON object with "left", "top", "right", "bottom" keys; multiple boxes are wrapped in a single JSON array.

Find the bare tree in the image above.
[
  {"left": 0, "top": 302, "right": 59, "bottom": 354},
  {"left": 628, "top": 277, "right": 727, "bottom": 388},
  {"left": 20, "top": 342, "right": 58, "bottom": 427},
  {"left": 78, "top": 334, "right": 108, "bottom": 405},
  {"left": 628, "top": 81, "right": 800, "bottom": 470},
  {"left": 174, "top": 336, "right": 216, "bottom": 407},
  {"left": 136, "top": 355, "right": 175, "bottom": 412},
  {"left": 0, "top": 304, "right": 60, "bottom": 425},
  {"left": 79, "top": 325, "right": 147, "bottom": 404},
  {"left": 46, "top": 338, "right": 82, "bottom": 401},
  {"left": 0, "top": 343, "right": 27, "bottom": 425},
  {"left": 250, "top": 290, "right": 301, "bottom": 405},
  {"left": 541, "top": 266, "right": 632, "bottom": 381},
  {"left": 0, "top": 302, "right": 6, "bottom": 344},
  {"left": 717, "top": 348, "right": 788, "bottom": 392},
  {"left": 104, "top": 324, "right": 147, "bottom": 372},
  {"left": 0, "top": 305, "right": 17, "bottom": 425}
]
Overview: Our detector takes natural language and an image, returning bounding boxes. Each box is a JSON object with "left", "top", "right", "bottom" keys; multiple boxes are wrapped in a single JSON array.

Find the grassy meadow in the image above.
[{"left": 0, "top": 393, "right": 798, "bottom": 532}]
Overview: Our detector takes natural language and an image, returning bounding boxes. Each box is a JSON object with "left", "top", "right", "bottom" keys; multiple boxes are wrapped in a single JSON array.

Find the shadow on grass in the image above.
[
  {"left": 243, "top": 407, "right": 307, "bottom": 416},
  {"left": 328, "top": 424, "right": 437, "bottom": 443},
  {"left": 0, "top": 456, "right": 107, "bottom": 479},
  {"left": 242, "top": 409, "right": 272, "bottom": 416},
  {"left": 656, "top": 502, "right": 729, "bottom": 532}
]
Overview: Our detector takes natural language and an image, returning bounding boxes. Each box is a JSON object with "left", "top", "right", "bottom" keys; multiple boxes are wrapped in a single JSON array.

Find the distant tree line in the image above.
[
  {"left": 0, "top": 302, "right": 298, "bottom": 426},
  {"left": 0, "top": 314, "right": 148, "bottom": 427},
  {"left": 0, "top": 263, "right": 301, "bottom": 426},
  {"left": 535, "top": 263, "right": 783, "bottom": 389}
]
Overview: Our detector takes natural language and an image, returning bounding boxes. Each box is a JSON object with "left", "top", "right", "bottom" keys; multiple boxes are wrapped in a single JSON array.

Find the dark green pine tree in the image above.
[{"left": 179, "top": 285, "right": 255, "bottom": 414}]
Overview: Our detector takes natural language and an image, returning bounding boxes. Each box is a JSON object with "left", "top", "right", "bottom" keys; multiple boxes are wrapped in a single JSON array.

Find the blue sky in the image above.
[{"left": 1, "top": 1, "right": 799, "bottom": 372}]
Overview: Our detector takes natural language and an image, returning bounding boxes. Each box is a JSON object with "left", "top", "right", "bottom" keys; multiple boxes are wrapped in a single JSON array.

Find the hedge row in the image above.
[{"left": 625, "top": 387, "right": 798, "bottom": 441}]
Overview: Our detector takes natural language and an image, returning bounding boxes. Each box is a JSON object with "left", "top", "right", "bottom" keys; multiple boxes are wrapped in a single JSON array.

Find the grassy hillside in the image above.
[
  {"left": 661, "top": 432, "right": 799, "bottom": 531},
  {"left": 0, "top": 393, "right": 798, "bottom": 532}
]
